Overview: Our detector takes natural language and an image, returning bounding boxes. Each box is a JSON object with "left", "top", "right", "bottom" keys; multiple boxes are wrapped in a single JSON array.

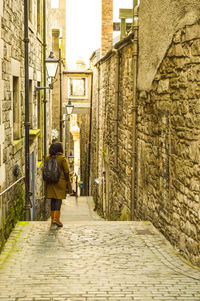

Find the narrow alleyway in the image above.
[{"left": 0, "top": 197, "right": 199, "bottom": 301}]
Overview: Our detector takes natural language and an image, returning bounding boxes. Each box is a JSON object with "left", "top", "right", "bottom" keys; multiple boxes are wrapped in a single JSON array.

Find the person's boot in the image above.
[
  {"left": 54, "top": 210, "right": 63, "bottom": 227},
  {"left": 51, "top": 211, "right": 55, "bottom": 224}
]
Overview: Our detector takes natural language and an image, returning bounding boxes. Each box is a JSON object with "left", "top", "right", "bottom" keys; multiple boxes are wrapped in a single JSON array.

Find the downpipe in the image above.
[
  {"left": 88, "top": 72, "right": 93, "bottom": 195},
  {"left": 24, "top": 0, "right": 31, "bottom": 221},
  {"left": 114, "top": 49, "right": 119, "bottom": 168},
  {"left": 43, "top": 0, "right": 47, "bottom": 158},
  {"left": 131, "top": 5, "right": 139, "bottom": 220}
]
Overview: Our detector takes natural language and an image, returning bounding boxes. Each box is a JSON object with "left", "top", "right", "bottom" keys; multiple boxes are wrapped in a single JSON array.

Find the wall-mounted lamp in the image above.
[
  {"left": 34, "top": 51, "right": 59, "bottom": 97},
  {"left": 65, "top": 99, "right": 74, "bottom": 115}
]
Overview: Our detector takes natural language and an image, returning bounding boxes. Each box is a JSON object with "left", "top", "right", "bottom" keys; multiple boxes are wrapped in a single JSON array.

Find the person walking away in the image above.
[{"left": 44, "top": 142, "right": 72, "bottom": 227}]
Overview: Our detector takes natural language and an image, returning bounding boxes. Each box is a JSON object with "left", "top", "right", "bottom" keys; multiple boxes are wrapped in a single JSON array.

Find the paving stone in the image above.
[{"left": 0, "top": 197, "right": 199, "bottom": 300}]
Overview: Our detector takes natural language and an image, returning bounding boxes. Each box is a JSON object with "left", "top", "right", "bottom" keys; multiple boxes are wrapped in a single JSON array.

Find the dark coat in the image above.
[{"left": 45, "top": 152, "right": 72, "bottom": 199}]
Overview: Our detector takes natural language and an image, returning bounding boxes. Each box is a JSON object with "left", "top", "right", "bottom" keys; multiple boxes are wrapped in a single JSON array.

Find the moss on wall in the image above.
[
  {"left": 119, "top": 206, "right": 131, "bottom": 221},
  {"left": 0, "top": 184, "right": 25, "bottom": 252}
]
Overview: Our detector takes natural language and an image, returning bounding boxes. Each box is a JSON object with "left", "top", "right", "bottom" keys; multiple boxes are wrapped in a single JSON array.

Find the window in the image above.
[
  {"left": 37, "top": 0, "right": 41, "bottom": 34},
  {"left": 29, "top": 80, "right": 33, "bottom": 128},
  {"left": 51, "top": 0, "right": 59, "bottom": 9},
  {"left": 29, "top": 0, "right": 33, "bottom": 22},
  {"left": 13, "top": 77, "right": 20, "bottom": 140},
  {"left": 69, "top": 78, "right": 87, "bottom": 98}
]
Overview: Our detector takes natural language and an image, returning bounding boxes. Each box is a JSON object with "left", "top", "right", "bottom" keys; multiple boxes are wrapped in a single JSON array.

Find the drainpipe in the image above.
[
  {"left": 43, "top": 0, "right": 47, "bottom": 158},
  {"left": 24, "top": 0, "right": 31, "bottom": 220},
  {"left": 97, "top": 65, "right": 100, "bottom": 207},
  {"left": 59, "top": 48, "right": 63, "bottom": 142},
  {"left": 88, "top": 72, "right": 93, "bottom": 195},
  {"left": 131, "top": 4, "right": 139, "bottom": 220},
  {"left": 114, "top": 49, "right": 119, "bottom": 168},
  {"left": 133, "top": 0, "right": 138, "bottom": 23}
]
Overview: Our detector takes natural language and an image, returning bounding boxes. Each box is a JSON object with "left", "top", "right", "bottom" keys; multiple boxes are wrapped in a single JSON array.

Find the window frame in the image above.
[{"left": 68, "top": 77, "right": 88, "bottom": 99}]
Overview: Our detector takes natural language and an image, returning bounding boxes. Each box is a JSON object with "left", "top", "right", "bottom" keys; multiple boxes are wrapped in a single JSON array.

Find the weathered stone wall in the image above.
[
  {"left": 90, "top": 59, "right": 99, "bottom": 208},
  {"left": 138, "top": 0, "right": 200, "bottom": 91},
  {"left": 90, "top": 21, "right": 200, "bottom": 267},
  {"left": 90, "top": 42, "right": 134, "bottom": 219},
  {"left": 137, "top": 23, "right": 200, "bottom": 267},
  {"left": 50, "top": 0, "right": 66, "bottom": 142},
  {"left": 79, "top": 113, "right": 90, "bottom": 196},
  {"left": 0, "top": 0, "right": 5, "bottom": 231},
  {"left": 0, "top": 0, "right": 55, "bottom": 249}
]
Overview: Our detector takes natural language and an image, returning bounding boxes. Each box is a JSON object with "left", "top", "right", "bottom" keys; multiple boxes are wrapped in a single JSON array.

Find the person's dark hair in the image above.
[{"left": 49, "top": 142, "right": 63, "bottom": 155}]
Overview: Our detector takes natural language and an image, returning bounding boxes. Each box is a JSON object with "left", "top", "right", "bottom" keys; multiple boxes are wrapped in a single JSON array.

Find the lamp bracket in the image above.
[{"left": 34, "top": 83, "right": 54, "bottom": 98}]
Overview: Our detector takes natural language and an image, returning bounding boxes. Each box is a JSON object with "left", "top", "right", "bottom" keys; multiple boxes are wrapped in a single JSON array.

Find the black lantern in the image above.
[
  {"left": 45, "top": 51, "right": 59, "bottom": 82},
  {"left": 34, "top": 51, "right": 59, "bottom": 96},
  {"left": 66, "top": 99, "right": 74, "bottom": 115}
]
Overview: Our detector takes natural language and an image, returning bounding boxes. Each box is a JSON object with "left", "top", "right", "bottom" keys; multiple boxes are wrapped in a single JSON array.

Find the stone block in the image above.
[
  {"left": 191, "top": 39, "right": 200, "bottom": 56},
  {"left": 168, "top": 44, "right": 185, "bottom": 57},
  {"left": 0, "top": 79, "right": 4, "bottom": 100},
  {"left": 29, "top": 66, "right": 33, "bottom": 80},
  {"left": 157, "top": 79, "right": 169, "bottom": 94},
  {"left": 0, "top": 124, "right": 4, "bottom": 144},
  {"left": 0, "top": 0, "right": 2, "bottom": 17},
  {"left": 0, "top": 163, "right": 5, "bottom": 186},
  {"left": 11, "top": 58, "right": 20, "bottom": 77},
  {"left": 185, "top": 24, "right": 200, "bottom": 41},
  {"left": 0, "top": 38, "right": 3, "bottom": 58},
  {"left": 36, "top": 70, "right": 41, "bottom": 82}
]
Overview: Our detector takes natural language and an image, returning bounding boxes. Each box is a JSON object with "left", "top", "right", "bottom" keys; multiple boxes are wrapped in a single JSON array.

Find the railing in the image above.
[{"left": 0, "top": 176, "right": 25, "bottom": 197}]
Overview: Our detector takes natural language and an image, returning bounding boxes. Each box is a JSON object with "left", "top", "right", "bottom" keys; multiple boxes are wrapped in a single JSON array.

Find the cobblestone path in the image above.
[{"left": 0, "top": 197, "right": 199, "bottom": 301}]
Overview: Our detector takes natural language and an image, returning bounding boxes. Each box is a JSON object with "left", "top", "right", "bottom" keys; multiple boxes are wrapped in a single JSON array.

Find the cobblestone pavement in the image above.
[{"left": 0, "top": 197, "right": 199, "bottom": 301}]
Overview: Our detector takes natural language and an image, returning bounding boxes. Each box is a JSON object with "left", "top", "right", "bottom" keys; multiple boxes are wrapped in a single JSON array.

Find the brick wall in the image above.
[{"left": 101, "top": 0, "right": 113, "bottom": 57}]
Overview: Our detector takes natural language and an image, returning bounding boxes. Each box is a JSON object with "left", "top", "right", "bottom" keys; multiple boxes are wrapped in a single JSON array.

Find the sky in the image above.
[{"left": 66, "top": 0, "right": 133, "bottom": 69}]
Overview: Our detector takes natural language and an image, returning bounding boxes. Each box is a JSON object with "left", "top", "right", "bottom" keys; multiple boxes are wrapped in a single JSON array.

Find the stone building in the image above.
[
  {"left": 0, "top": 0, "right": 66, "bottom": 251},
  {"left": 90, "top": 0, "right": 200, "bottom": 267},
  {"left": 49, "top": 0, "right": 66, "bottom": 142},
  {"left": 63, "top": 58, "right": 93, "bottom": 196}
]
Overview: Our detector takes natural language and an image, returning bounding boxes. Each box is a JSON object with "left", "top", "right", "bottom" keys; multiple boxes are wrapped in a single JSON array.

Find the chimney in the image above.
[{"left": 101, "top": 0, "right": 113, "bottom": 57}]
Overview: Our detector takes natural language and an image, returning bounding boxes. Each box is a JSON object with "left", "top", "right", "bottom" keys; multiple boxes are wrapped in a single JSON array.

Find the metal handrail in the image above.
[{"left": 0, "top": 176, "right": 25, "bottom": 197}]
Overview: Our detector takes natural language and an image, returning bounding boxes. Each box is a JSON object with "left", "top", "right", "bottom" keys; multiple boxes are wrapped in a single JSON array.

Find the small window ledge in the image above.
[
  {"left": 13, "top": 139, "right": 23, "bottom": 154},
  {"left": 29, "top": 129, "right": 41, "bottom": 142},
  {"left": 37, "top": 160, "right": 43, "bottom": 169}
]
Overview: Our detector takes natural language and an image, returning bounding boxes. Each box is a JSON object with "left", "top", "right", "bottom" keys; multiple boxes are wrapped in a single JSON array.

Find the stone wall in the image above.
[
  {"left": 0, "top": 0, "right": 5, "bottom": 231},
  {"left": 0, "top": 0, "right": 55, "bottom": 249},
  {"left": 50, "top": 0, "right": 66, "bottom": 142},
  {"left": 137, "top": 23, "right": 200, "bottom": 267},
  {"left": 90, "top": 18, "right": 200, "bottom": 267},
  {"left": 138, "top": 0, "right": 200, "bottom": 91},
  {"left": 90, "top": 42, "right": 134, "bottom": 219},
  {"left": 79, "top": 113, "right": 90, "bottom": 196}
]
